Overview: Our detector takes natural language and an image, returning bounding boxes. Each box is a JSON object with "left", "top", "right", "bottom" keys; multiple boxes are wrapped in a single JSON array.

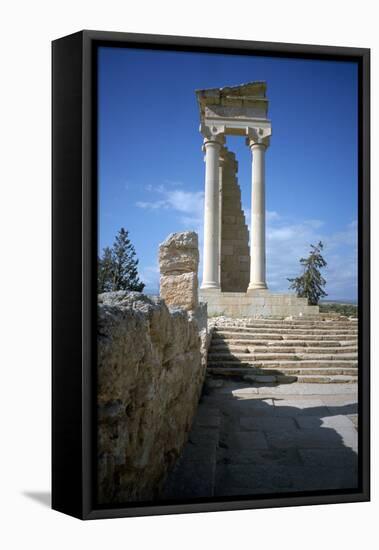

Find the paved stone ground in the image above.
[{"left": 162, "top": 378, "right": 358, "bottom": 499}]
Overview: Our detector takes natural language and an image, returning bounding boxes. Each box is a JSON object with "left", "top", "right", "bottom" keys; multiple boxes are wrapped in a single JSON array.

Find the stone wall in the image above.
[
  {"left": 200, "top": 289, "right": 320, "bottom": 318},
  {"left": 220, "top": 149, "right": 250, "bottom": 292},
  {"left": 97, "top": 231, "right": 207, "bottom": 505},
  {"left": 97, "top": 292, "right": 206, "bottom": 504}
]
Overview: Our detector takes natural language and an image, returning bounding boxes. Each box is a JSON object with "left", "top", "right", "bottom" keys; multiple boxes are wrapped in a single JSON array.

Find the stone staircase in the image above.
[{"left": 207, "top": 317, "right": 358, "bottom": 384}]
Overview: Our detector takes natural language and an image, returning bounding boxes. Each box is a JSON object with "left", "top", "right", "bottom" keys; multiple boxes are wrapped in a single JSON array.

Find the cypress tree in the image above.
[
  {"left": 112, "top": 228, "right": 145, "bottom": 292},
  {"left": 98, "top": 246, "right": 114, "bottom": 293},
  {"left": 97, "top": 228, "right": 145, "bottom": 293},
  {"left": 288, "top": 241, "right": 327, "bottom": 305}
]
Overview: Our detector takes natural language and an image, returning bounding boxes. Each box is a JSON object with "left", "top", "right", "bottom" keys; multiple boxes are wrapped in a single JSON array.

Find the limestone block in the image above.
[
  {"left": 97, "top": 291, "right": 206, "bottom": 504},
  {"left": 222, "top": 189, "right": 241, "bottom": 199},
  {"left": 222, "top": 256, "right": 237, "bottom": 268},
  {"left": 238, "top": 228, "right": 249, "bottom": 239},
  {"left": 227, "top": 239, "right": 248, "bottom": 247},
  {"left": 222, "top": 202, "right": 242, "bottom": 214},
  {"left": 199, "top": 290, "right": 320, "bottom": 318},
  {"left": 160, "top": 272, "right": 198, "bottom": 311},
  {"left": 222, "top": 225, "right": 241, "bottom": 240},
  {"left": 159, "top": 231, "right": 199, "bottom": 275},
  {"left": 221, "top": 244, "right": 233, "bottom": 255}
]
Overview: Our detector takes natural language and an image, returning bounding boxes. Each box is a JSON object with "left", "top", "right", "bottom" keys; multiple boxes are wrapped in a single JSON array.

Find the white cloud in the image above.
[
  {"left": 265, "top": 214, "right": 357, "bottom": 300},
  {"left": 136, "top": 185, "right": 357, "bottom": 300},
  {"left": 136, "top": 199, "right": 168, "bottom": 210},
  {"left": 163, "top": 179, "right": 184, "bottom": 187},
  {"left": 136, "top": 184, "right": 204, "bottom": 230},
  {"left": 266, "top": 210, "right": 281, "bottom": 222},
  {"left": 136, "top": 183, "right": 205, "bottom": 281}
]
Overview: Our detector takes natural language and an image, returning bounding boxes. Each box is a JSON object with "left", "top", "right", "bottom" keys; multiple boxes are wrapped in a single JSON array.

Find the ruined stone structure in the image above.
[
  {"left": 97, "top": 232, "right": 207, "bottom": 504},
  {"left": 220, "top": 149, "right": 250, "bottom": 292},
  {"left": 196, "top": 81, "right": 319, "bottom": 317},
  {"left": 159, "top": 231, "right": 200, "bottom": 311}
]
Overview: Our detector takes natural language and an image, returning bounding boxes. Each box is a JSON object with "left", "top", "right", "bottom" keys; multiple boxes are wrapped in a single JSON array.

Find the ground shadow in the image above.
[
  {"left": 161, "top": 382, "right": 359, "bottom": 500},
  {"left": 22, "top": 491, "right": 51, "bottom": 507}
]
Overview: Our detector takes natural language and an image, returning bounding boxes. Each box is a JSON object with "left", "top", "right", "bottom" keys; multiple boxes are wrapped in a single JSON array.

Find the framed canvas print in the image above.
[{"left": 52, "top": 30, "right": 370, "bottom": 520}]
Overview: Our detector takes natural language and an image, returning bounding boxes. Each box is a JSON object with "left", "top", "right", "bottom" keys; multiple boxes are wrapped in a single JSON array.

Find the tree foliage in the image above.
[
  {"left": 288, "top": 241, "right": 327, "bottom": 305},
  {"left": 98, "top": 228, "right": 145, "bottom": 293}
]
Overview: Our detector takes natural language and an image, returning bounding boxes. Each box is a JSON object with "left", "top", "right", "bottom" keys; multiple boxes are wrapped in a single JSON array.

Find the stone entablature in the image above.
[{"left": 196, "top": 82, "right": 270, "bottom": 135}]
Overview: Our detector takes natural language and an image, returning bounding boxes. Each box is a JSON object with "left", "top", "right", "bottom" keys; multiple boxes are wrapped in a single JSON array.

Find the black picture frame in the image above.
[{"left": 52, "top": 30, "right": 370, "bottom": 520}]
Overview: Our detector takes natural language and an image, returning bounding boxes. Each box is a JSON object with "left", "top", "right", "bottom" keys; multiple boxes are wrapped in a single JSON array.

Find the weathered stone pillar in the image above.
[
  {"left": 159, "top": 231, "right": 199, "bottom": 310},
  {"left": 201, "top": 134, "right": 224, "bottom": 290},
  {"left": 247, "top": 133, "right": 269, "bottom": 290}
]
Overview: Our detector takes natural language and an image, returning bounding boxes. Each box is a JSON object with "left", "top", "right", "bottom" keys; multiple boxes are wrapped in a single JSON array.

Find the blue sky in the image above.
[{"left": 98, "top": 46, "right": 358, "bottom": 301}]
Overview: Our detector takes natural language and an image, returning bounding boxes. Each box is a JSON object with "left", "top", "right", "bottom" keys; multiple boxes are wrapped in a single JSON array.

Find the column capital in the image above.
[
  {"left": 200, "top": 123, "right": 225, "bottom": 147},
  {"left": 246, "top": 127, "right": 271, "bottom": 150},
  {"left": 202, "top": 135, "right": 225, "bottom": 155},
  {"left": 203, "top": 134, "right": 224, "bottom": 148}
]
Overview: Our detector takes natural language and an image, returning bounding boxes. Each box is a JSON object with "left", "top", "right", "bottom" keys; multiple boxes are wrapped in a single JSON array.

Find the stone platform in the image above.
[
  {"left": 200, "top": 289, "right": 319, "bottom": 318},
  {"left": 162, "top": 379, "right": 358, "bottom": 499}
]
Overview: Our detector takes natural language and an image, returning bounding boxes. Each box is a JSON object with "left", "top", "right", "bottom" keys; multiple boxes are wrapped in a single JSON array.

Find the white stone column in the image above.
[
  {"left": 247, "top": 139, "right": 268, "bottom": 290},
  {"left": 201, "top": 136, "right": 223, "bottom": 290}
]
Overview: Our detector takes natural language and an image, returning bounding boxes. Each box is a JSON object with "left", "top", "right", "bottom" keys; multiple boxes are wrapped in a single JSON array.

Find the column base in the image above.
[
  {"left": 200, "top": 283, "right": 221, "bottom": 291},
  {"left": 247, "top": 282, "right": 268, "bottom": 291}
]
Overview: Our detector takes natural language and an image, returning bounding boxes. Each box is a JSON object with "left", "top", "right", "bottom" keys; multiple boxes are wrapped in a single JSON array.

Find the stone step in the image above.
[
  {"left": 296, "top": 374, "right": 357, "bottom": 384},
  {"left": 207, "top": 359, "right": 358, "bottom": 369},
  {"left": 246, "top": 320, "right": 358, "bottom": 327},
  {"left": 207, "top": 365, "right": 358, "bottom": 376},
  {"left": 209, "top": 344, "right": 357, "bottom": 355},
  {"left": 213, "top": 326, "right": 358, "bottom": 336},
  {"left": 208, "top": 352, "right": 358, "bottom": 362},
  {"left": 215, "top": 320, "right": 358, "bottom": 326},
  {"left": 210, "top": 338, "right": 356, "bottom": 348},
  {"left": 213, "top": 332, "right": 357, "bottom": 342},
  {"left": 207, "top": 367, "right": 357, "bottom": 384}
]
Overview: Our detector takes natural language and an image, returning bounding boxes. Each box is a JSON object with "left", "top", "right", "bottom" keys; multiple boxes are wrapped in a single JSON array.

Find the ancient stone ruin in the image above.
[
  {"left": 196, "top": 81, "right": 319, "bottom": 317},
  {"left": 159, "top": 231, "right": 199, "bottom": 311},
  {"left": 97, "top": 231, "right": 207, "bottom": 504}
]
